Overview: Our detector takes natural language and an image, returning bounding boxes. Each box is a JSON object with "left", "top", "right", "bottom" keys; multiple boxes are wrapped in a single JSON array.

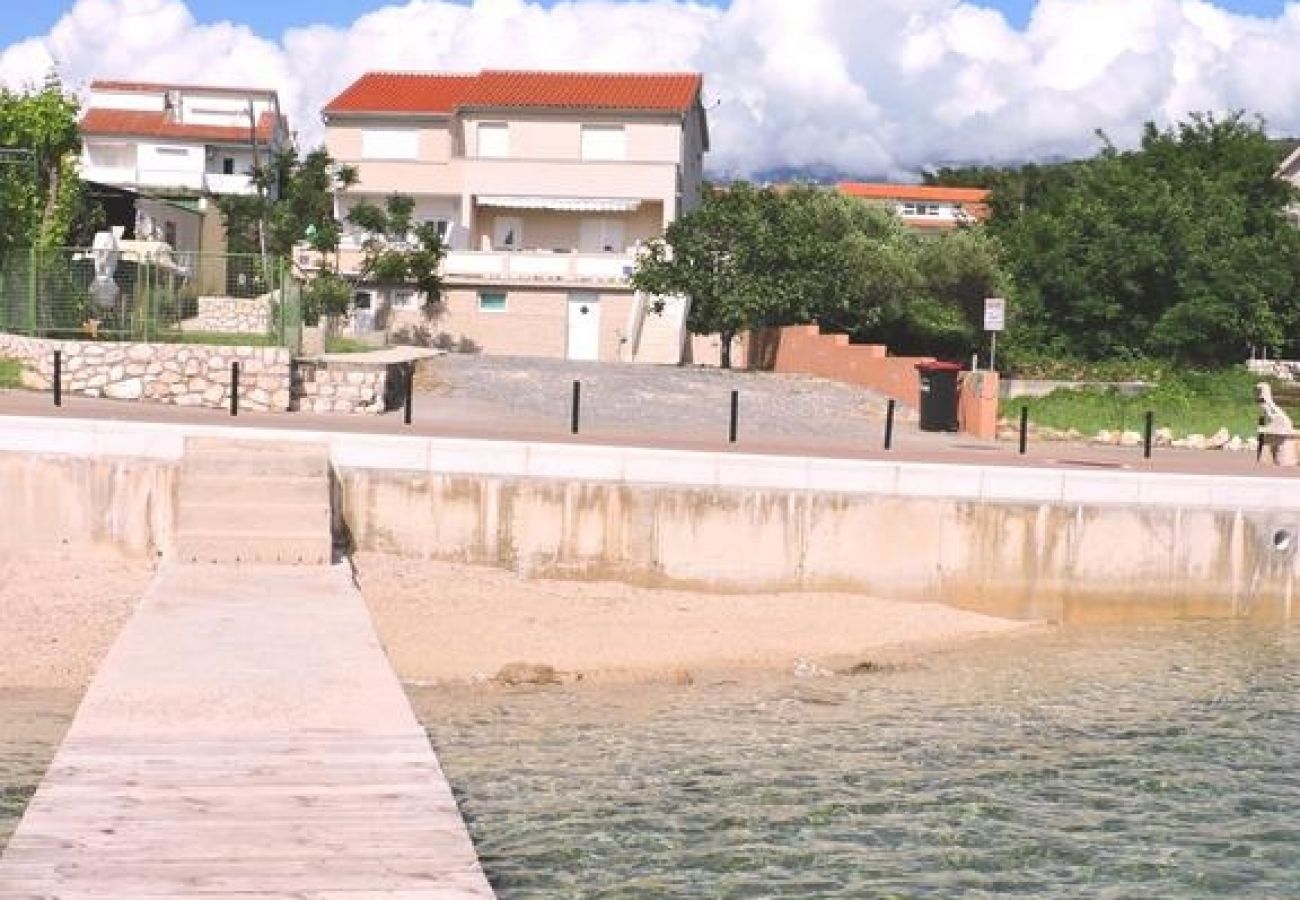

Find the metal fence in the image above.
[{"left": 0, "top": 248, "right": 302, "bottom": 351}]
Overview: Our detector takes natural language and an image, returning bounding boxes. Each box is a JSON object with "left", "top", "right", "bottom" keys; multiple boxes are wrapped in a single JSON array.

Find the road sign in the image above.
[{"left": 983, "top": 297, "right": 1006, "bottom": 332}]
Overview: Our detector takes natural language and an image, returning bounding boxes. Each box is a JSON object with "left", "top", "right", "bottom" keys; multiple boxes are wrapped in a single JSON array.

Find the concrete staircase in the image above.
[
  {"left": 631, "top": 293, "right": 690, "bottom": 364},
  {"left": 173, "top": 437, "right": 333, "bottom": 565}
]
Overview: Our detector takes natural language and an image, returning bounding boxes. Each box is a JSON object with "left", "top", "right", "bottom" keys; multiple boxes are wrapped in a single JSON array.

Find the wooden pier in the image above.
[{"left": 0, "top": 563, "right": 494, "bottom": 897}]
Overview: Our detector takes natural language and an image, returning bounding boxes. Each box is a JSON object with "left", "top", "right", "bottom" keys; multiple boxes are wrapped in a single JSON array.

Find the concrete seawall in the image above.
[{"left": 2, "top": 416, "right": 1297, "bottom": 622}]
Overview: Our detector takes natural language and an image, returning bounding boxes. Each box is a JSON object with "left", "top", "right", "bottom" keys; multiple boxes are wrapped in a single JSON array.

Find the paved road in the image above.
[{"left": 0, "top": 379, "right": 1287, "bottom": 477}]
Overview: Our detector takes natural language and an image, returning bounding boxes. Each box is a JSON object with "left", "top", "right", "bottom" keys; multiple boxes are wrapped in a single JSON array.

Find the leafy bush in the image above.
[{"left": 1015, "top": 368, "right": 1269, "bottom": 438}]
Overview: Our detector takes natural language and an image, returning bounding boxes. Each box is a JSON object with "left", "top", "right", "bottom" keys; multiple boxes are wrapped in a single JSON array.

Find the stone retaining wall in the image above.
[
  {"left": 0, "top": 333, "right": 291, "bottom": 411},
  {"left": 290, "top": 358, "right": 402, "bottom": 415},
  {"left": 180, "top": 295, "right": 271, "bottom": 335}
]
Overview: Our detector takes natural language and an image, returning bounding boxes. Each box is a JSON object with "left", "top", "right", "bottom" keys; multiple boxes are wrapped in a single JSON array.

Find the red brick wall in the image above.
[
  {"left": 757, "top": 325, "right": 933, "bottom": 410},
  {"left": 753, "top": 325, "right": 1001, "bottom": 437}
]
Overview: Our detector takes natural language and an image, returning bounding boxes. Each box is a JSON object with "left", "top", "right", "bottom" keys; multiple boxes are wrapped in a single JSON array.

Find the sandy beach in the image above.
[
  {"left": 353, "top": 552, "right": 1040, "bottom": 685},
  {"left": 0, "top": 550, "right": 153, "bottom": 690}
]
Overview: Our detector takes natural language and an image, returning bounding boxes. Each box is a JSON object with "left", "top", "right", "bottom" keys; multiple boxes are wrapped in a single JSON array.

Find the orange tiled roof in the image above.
[
  {"left": 324, "top": 70, "right": 702, "bottom": 115},
  {"left": 80, "top": 108, "right": 279, "bottom": 144},
  {"left": 90, "top": 80, "right": 277, "bottom": 98},
  {"left": 322, "top": 73, "right": 478, "bottom": 115},
  {"left": 838, "top": 182, "right": 991, "bottom": 204}
]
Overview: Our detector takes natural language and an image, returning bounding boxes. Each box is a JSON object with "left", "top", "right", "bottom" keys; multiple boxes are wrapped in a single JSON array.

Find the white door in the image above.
[
  {"left": 493, "top": 216, "right": 523, "bottom": 250},
  {"left": 567, "top": 295, "right": 601, "bottom": 361}
]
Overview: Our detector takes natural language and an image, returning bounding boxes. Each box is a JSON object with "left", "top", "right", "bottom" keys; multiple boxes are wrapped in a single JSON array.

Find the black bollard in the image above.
[
  {"left": 1019, "top": 406, "right": 1029, "bottom": 455},
  {"left": 1143, "top": 411, "right": 1155, "bottom": 459},
  {"left": 403, "top": 362, "right": 414, "bottom": 426},
  {"left": 571, "top": 380, "right": 581, "bottom": 435},
  {"left": 884, "top": 399, "right": 896, "bottom": 450},
  {"left": 230, "top": 361, "right": 239, "bottom": 417},
  {"left": 729, "top": 390, "right": 739, "bottom": 444},
  {"left": 53, "top": 350, "right": 61, "bottom": 408}
]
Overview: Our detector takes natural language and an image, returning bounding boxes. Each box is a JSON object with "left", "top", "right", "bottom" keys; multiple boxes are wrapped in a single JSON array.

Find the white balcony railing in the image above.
[
  {"left": 441, "top": 249, "right": 635, "bottom": 284},
  {"left": 295, "top": 246, "right": 637, "bottom": 286},
  {"left": 203, "top": 173, "right": 256, "bottom": 195}
]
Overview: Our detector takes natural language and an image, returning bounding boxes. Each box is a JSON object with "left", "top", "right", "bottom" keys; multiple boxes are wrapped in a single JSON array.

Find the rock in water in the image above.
[{"left": 494, "top": 661, "right": 561, "bottom": 686}]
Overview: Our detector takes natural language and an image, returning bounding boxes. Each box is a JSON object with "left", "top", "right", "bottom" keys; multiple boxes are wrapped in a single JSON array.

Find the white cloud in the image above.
[{"left": 4, "top": 0, "right": 1300, "bottom": 178}]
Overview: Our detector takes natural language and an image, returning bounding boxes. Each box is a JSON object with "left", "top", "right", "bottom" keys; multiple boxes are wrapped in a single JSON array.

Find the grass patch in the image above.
[
  {"left": 325, "top": 335, "right": 376, "bottom": 354},
  {"left": 153, "top": 331, "right": 277, "bottom": 347},
  {"left": 0, "top": 356, "right": 21, "bottom": 389},
  {"left": 1015, "top": 368, "right": 1268, "bottom": 439}
]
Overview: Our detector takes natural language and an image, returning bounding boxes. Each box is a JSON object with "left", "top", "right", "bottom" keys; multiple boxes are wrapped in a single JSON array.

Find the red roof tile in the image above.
[
  {"left": 323, "top": 73, "right": 477, "bottom": 115},
  {"left": 323, "top": 70, "right": 701, "bottom": 116},
  {"left": 80, "top": 108, "right": 279, "bottom": 144},
  {"left": 838, "top": 182, "right": 991, "bottom": 204}
]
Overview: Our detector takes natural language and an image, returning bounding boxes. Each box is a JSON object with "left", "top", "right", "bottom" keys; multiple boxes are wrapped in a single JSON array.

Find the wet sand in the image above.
[
  {"left": 353, "top": 553, "right": 1040, "bottom": 685},
  {"left": 0, "top": 551, "right": 153, "bottom": 849}
]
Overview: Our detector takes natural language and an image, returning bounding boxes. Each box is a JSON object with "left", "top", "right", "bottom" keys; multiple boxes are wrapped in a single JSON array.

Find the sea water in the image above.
[{"left": 413, "top": 623, "right": 1300, "bottom": 898}]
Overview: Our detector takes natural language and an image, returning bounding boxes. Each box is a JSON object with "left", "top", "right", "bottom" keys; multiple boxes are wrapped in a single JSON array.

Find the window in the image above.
[
  {"left": 579, "top": 218, "right": 626, "bottom": 253},
  {"left": 580, "top": 125, "right": 626, "bottom": 161},
  {"left": 477, "top": 123, "right": 509, "bottom": 159},
  {"left": 390, "top": 289, "right": 418, "bottom": 311},
  {"left": 163, "top": 221, "right": 178, "bottom": 247},
  {"left": 361, "top": 129, "right": 419, "bottom": 160},
  {"left": 900, "top": 202, "right": 943, "bottom": 217},
  {"left": 478, "top": 292, "right": 507, "bottom": 313},
  {"left": 222, "top": 158, "right": 235, "bottom": 175},
  {"left": 354, "top": 291, "right": 372, "bottom": 310},
  {"left": 156, "top": 147, "right": 189, "bottom": 156}
]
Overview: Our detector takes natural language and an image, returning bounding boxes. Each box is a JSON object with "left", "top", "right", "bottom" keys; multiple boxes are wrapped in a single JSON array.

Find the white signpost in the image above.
[{"left": 983, "top": 297, "right": 1006, "bottom": 371}]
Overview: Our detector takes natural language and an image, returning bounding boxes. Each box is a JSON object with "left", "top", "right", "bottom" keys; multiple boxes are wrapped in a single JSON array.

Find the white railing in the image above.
[
  {"left": 441, "top": 249, "right": 635, "bottom": 284},
  {"left": 293, "top": 245, "right": 639, "bottom": 285},
  {"left": 203, "top": 173, "right": 256, "bottom": 195},
  {"left": 80, "top": 164, "right": 137, "bottom": 186}
]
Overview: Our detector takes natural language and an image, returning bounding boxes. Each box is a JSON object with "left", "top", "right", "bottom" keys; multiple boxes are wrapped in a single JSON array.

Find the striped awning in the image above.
[{"left": 476, "top": 196, "right": 642, "bottom": 212}]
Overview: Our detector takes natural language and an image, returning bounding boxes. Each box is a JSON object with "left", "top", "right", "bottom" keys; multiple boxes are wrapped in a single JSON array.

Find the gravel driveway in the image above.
[{"left": 415, "top": 354, "right": 914, "bottom": 445}]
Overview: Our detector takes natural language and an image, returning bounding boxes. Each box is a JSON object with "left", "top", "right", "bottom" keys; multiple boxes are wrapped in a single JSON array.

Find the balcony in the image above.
[
  {"left": 203, "top": 173, "right": 257, "bottom": 195},
  {"left": 295, "top": 245, "right": 637, "bottom": 288},
  {"left": 442, "top": 249, "right": 635, "bottom": 286}
]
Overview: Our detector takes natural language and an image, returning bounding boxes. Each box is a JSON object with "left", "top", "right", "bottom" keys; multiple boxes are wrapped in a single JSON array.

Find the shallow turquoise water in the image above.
[{"left": 414, "top": 623, "right": 1300, "bottom": 898}]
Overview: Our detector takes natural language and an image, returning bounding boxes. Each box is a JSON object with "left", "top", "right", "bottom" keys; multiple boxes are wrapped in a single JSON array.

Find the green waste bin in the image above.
[{"left": 916, "top": 361, "right": 962, "bottom": 432}]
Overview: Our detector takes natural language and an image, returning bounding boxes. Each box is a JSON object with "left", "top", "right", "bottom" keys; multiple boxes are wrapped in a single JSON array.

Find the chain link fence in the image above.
[{"left": 0, "top": 248, "right": 302, "bottom": 352}]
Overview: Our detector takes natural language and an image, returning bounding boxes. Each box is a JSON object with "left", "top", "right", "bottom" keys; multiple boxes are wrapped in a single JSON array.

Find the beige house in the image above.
[{"left": 309, "top": 69, "right": 708, "bottom": 362}]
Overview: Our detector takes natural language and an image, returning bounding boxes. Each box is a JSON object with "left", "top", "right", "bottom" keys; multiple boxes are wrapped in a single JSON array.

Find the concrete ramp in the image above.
[
  {"left": 175, "top": 437, "right": 332, "bottom": 565},
  {"left": 0, "top": 563, "right": 495, "bottom": 897}
]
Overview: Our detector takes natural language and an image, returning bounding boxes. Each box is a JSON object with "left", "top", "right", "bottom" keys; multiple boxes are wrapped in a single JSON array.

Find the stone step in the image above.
[
  {"left": 172, "top": 533, "right": 332, "bottom": 566},
  {"left": 178, "top": 474, "right": 328, "bottom": 508},
  {"left": 176, "top": 503, "right": 331, "bottom": 537},
  {"left": 180, "top": 454, "right": 330, "bottom": 480}
]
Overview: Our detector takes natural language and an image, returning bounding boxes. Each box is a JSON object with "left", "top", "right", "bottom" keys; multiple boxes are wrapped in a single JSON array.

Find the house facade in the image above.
[
  {"left": 1280, "top": 146, "right": 1300, "bottom": 225},
  {"left": 311, "top": 69, "right": 708, "bottom": 363},
  {"left": 79, "top": 80, "right": 289, "bottom": 257},
  {"left": 838, "top": 182, "right": 990, "bottom": 232}
]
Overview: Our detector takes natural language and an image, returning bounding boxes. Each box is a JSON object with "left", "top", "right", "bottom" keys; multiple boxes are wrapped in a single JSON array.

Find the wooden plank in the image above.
[{"left": 0, "top": 564, "right": 495, "bottom": 898}]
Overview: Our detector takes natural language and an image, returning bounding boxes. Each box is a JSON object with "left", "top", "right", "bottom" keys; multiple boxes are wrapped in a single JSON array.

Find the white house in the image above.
[{"left": 79, "top": 80, "right": 289, "bottom": 257}]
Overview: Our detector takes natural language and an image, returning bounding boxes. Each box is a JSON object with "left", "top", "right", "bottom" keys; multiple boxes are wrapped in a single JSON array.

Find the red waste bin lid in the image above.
[{"left": 915, "top": 361, "right": 963, "bottom": 372}]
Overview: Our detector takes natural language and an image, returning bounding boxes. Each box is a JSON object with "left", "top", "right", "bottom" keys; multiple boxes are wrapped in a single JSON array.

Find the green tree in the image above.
[
  {"left": 217, "top": 148, "right": 358, "bottom": 259},
  {"left": 0, "top": 75, "right": 82, "bottom": 252},
  {"left": 634, "top": 182, "right": 1007, "bottom": 366},
  {"left": 993, "top": 113, "right": 1300, "bottom": 367},
  {"left": 345, "top": 193, "right": 446, "bottom": 306}
]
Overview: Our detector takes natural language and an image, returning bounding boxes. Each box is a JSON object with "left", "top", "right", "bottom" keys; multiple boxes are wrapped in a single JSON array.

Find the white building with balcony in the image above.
[
  {"left": 312, "top": 69, "right": 708, "bottom": 363},
  {"left": 79, "top": 80, "right": 289, "bottom": 255}
]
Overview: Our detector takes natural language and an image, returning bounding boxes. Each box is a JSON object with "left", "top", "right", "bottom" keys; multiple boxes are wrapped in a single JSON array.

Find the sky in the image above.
[{"left": 3, "top": 0, "right": 1299, "bottom": 177}]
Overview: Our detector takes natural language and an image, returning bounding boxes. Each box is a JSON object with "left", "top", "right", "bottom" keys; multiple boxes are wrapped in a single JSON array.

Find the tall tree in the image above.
[
  {"left": 0, "top": 75, "right": 82, "bottom": 253},
  {"left": 992, "top": 113, "right": 1300, "bottom": 366},
  {"left": 634, "top": 182, "right": 1007, "bottom": 366},
  {"left": 345, "top": 193, "right": 446, "bottom": 306}
]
